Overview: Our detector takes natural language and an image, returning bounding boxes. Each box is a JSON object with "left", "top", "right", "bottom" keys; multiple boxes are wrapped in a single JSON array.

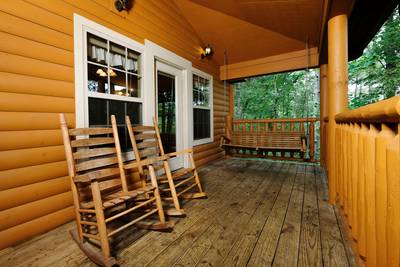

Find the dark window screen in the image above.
[
  {"left": 89, "top": 97, "right": 141, "bottom": 151},
  {"left": 193, "top": 108, "right": 211, "bottom": 140}
]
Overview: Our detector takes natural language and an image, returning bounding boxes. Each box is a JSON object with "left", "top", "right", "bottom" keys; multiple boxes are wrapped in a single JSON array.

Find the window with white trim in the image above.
[
  {"left": 193, "top": 73, "right": 212, "bottom": 143},
  {"left": 85, "top": 31, "right": 143, "bottom": 152}
]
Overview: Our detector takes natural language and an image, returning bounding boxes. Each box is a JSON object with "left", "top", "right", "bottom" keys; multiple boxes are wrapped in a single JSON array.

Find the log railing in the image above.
[
  {"left": 334, "top": 96, "right": 400, "bottom": 266},
  {"left": 224, "top": 116, "right": 318, "bottom": 161}
]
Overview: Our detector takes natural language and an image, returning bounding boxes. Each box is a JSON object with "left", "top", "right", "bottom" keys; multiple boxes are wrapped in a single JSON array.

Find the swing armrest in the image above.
[
  {"left": 220, "top": 135, "right": 231, "bottom": 146},
  {"left": 301, "top": 136, "right": 307, "bottom": 152}
]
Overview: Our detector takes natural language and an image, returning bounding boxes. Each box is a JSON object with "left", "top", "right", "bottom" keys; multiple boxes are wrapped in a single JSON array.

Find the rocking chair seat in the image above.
[{"left": 80, "top": 184, "right": 155, "bottom": 209}]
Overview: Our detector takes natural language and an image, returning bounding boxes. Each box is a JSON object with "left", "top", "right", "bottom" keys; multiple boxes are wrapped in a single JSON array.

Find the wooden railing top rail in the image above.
[
  {"left": 335, "top": 96, "right": 400, "bottom": 123},
  {"left": 232, "top": 118, "right": 318, "bottom": 123}
]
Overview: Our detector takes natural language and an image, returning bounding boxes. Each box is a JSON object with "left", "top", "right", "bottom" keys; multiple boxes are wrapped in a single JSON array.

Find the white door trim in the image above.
[{"left": 144, "top": 40, "right": 192, "bottom": 167}]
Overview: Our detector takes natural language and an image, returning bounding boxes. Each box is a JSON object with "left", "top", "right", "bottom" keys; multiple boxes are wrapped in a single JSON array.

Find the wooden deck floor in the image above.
[{"left": 0, "top": 158, "right": 355, "bottom": 267}]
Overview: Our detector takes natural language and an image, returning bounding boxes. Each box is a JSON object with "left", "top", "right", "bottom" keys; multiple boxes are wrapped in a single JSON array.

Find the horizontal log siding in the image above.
[{"left": 0, "top": 0, "right": 226, "bottom": 249}]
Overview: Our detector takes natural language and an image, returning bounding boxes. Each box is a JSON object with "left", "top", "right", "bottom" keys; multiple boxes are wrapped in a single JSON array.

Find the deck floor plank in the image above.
[
  {"left": 146, "top": 161, "right": 270, "bottom": 266},
  {"left": 315, "top": 167, "right": 350, "bottom": 267},
  {"left": 120, "top": 160, "right": 259, "bottom": 266},
  {"left": 246, "top": 163, "right": 298, "bottom": 266},
  {"left": 195, "top": 162, "right": 284, "bottom": 267},
  {"left": 0, "top": 158, "right": 354, "bottom": 267},
  {"left": 272, "top": 164, "right": 306, "bottom": 267},
  {"left": 221, "top": 162, "right": 290, "bottom": 267},
  {"left": 173, "top": 161, "right": 275, "bottom": 267},
  {"left": 298, "top": 165, "right": 323, "bottom": 267}
]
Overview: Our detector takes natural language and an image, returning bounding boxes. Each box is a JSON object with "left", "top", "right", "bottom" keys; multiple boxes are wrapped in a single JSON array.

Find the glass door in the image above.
[
  {"left": 157, "top": 71, "right": 176, "bottom": 153},
  {"left": 155, "top": 61, "right": 184, "bottom": 170}
]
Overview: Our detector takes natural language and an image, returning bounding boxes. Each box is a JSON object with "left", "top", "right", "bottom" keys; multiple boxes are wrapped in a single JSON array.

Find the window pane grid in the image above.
[
  {"left": 193, "top": 74, "right": 211, "bottom": 141},
  {"left": 87, "top": 32, "right": 141, "bottom": 98},
  {"left": 193, "top": 74, "right": 210, "bottom": 108}
]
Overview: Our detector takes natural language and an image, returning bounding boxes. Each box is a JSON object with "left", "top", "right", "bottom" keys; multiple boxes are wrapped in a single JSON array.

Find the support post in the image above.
[
  {"left": 319, "top": 64, "right": 328, "bottom": 168},
  {"left": 225, "top": 114, "right": 232, "bottom": 140},
  {"left": 229, "top": 83, "right": 235, "bottom": 117},
  {"left": 310, "top": 121, "right": 315, "bottom": 162},
  {"left": 327, "top": 12, "right": 349, "bottom": 204},
  {"left": 225, "top": 83, "right": 234, "bottom": 140}
]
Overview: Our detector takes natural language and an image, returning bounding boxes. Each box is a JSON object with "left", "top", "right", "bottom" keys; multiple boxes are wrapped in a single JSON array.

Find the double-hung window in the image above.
[
  {"left": 192, "top": 72, "right": 213, "bottom": 145},
  {"left": 84, "top": 30, "right": 143, "bottom": 152}
]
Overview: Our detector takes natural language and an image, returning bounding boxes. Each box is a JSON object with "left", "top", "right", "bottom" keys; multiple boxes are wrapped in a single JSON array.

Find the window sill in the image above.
[{"left": 193, "top": 137, "right": 213, "bottom": 147}]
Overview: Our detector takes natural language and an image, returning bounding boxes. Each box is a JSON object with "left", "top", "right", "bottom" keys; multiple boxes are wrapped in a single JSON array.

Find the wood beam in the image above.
[
  {"left": 220, "top": 48, "right": 319, "bottom": 81},
  {"left": 327, "top": 13, "right": 349, "bottom": 204}
]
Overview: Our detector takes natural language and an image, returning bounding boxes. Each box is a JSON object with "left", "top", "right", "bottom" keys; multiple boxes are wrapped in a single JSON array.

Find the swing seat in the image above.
[{"left": 221, "top": 131, "right": 306, "bottom": 157}]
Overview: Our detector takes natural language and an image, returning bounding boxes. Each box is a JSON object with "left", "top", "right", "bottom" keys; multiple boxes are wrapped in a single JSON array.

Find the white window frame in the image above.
[
  {"left": 192, "top": 68, "right": 214, "bottom": 146},
  {"left": 73, "top": 14, "right": 144, "bottom": 128}
]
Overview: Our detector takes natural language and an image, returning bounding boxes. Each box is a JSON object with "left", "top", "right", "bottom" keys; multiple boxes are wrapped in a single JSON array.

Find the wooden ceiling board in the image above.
[
  {"left": 183, "top": 0, "right": 323, "bottom": 45},
  {"left": 174, "top": 0, "right": 309, "bottom": 65}
]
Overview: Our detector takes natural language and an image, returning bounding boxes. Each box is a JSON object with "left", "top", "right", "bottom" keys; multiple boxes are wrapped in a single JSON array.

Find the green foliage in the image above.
[
  {"left": 349, "top": 7, "right": 400, "bottom": 109},
  {"left": 234, "top": 70, "right": 319, "bottom": 119},
  {"left": 235, "top": 7, "right": 399, "bottom": 115}
]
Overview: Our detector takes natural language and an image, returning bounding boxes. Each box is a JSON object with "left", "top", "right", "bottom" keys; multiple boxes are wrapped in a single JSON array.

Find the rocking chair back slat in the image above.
[
  {"left": 75, "top": 157, "right": 119, "bottom": 172},
  {"left": 73, "top": 147, "right": 117, "bottom": 160},
  {"left": 71, "top": 137, "right": 115, "bottom": 148},
  {"left": 68, "top": 128, "right": 113, "bottom": 136}
]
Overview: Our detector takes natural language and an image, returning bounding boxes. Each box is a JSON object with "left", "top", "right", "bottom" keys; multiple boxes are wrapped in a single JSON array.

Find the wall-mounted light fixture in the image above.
[
  {"left": 114, "top": 0, "right": 132, "bottom": 12},
  {"left": 201, "top": 45, "right": 213, "bottom": 59}
]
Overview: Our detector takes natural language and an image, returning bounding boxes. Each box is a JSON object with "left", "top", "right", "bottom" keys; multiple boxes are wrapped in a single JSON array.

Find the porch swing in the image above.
[{"left": 220, "top": 40, "right": 317, "bottom": 162}]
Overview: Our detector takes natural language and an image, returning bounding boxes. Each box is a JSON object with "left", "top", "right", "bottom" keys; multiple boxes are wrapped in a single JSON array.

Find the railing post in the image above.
[
  {"left": 386, "top": 131, "right": 400, "bottom": 267},
  {"left": 334, "top": 97, "right": 400, "bottom": 266},
  {"left": 375, "top": 124, "right": 395, "bottom": 267}
]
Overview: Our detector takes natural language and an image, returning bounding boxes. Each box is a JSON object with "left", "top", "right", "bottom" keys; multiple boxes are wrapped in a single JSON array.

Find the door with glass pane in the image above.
[{"left": 155, "top": 61, "right": 183, "bottom": 170}]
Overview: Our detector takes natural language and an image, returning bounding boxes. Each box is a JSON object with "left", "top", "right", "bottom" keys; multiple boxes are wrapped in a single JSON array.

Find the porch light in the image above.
[
  {"left": 201, "top": 45, "right": 213, "bottom": 59},
  {"left": 114, "top": 0, "right": 132, "bottom": 12}
]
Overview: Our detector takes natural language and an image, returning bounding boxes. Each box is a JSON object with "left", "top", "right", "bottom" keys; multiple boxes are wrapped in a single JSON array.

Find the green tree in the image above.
[
  {"left": 349, "top": 7, "right": 400, "bottom": 108},
  {"left": 235, "top": 69, "right": 319, "bottom": 120}
]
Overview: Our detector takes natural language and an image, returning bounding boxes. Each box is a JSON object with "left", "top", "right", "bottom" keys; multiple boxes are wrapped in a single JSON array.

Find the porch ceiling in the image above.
[{"left": 173, "top": 0, "right": 325, "bottom": 66}]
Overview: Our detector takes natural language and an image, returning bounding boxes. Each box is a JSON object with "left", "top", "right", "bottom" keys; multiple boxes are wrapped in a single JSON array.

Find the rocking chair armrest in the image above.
[
  {"left": 165, "top": 148, "right": 193, "bottom": 158},
  {"left": 123, "top": 154, "right": 171, "bottom": 170}
]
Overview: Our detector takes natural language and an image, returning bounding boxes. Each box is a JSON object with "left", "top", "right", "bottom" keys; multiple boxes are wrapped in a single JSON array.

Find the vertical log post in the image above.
[
  {"left": 319, "top": 64, "right": 328, "bottom": 167},
  {"left": 309, "top": 121, "right": 315, "bottom": 162},
  {"left": 225, "top": 114, "right": 232, "bottom": 141},
  {"left": 327, "top": 11, "right": 349, "bottom": 203},
  {"left": 225, "top": 83, "right": 234, "bottom": 142}
]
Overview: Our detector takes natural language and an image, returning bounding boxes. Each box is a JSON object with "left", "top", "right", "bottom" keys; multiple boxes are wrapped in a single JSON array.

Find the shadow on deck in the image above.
[{"left": 0, "top": 158, "right": 355, "bottom": 266}]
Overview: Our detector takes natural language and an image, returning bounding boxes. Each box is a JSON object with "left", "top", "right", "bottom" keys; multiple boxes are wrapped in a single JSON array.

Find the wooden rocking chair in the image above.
[
  {"left": 124, "top": 116, "right": 207, "bottom": 216},
  {"left": 59, "top": 114, "right": 172, "bottom": 267}
]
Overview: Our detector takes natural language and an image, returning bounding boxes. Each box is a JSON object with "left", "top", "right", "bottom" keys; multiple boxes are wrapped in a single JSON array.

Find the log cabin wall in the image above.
[{"left": 0, "top": 0, "right": 227, "bottom": 249}]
